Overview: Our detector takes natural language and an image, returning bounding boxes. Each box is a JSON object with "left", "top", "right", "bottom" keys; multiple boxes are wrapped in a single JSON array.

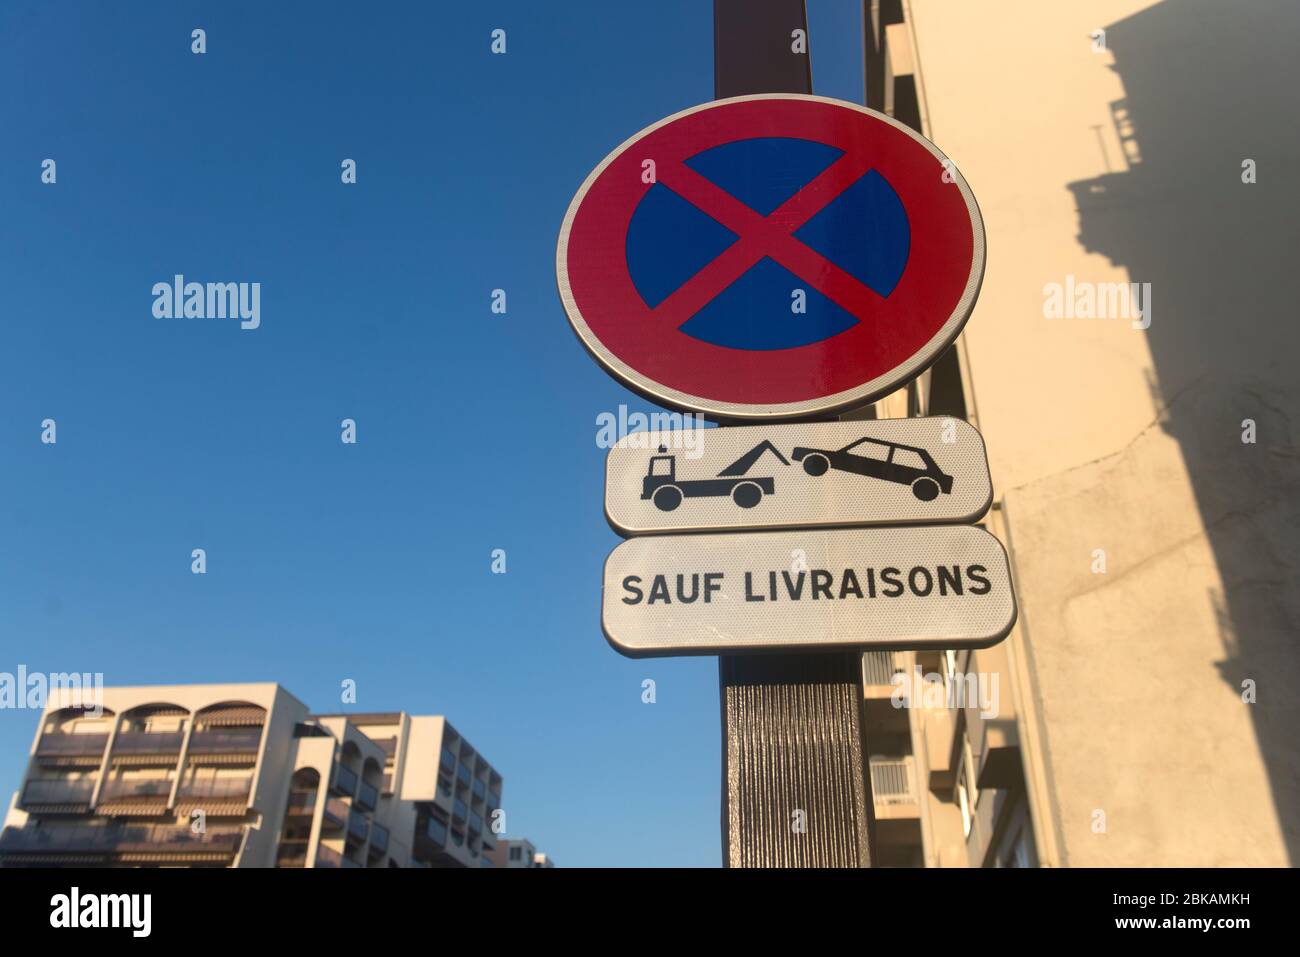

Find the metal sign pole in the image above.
[{"left": 714, "top": 0, "right": 877, "bottom": 868}]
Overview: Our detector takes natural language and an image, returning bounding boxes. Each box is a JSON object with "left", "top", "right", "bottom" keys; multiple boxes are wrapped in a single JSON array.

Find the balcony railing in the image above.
[
  {"left": 863, "top": 652, "right": 901, "bottom": 687},
  {"left": 0, "top": 823, "right": 243, "bottom": 855},
  {"left": 35, "top": 733, "right": 108, "bottom": 758},
  {"left": 869, "top": 758, "right": 916, "bottom": 805},
  {"left": 117, "top": 825, "right": 243, "bottom": 854},
  {"left": 331, "top": 765, "right": 358, "bottom": 798},
  {"left": 369, "top": 822, "right": 389, "bottom": 856},
  {"left": 177, "top": 777, "right": 252, "bottom": 801},
  {"left": 323, "top": 796, "right": 348, "bottom": 827},
  {"left": 276, "top": 843, "right": 308, "bottom": 867},
  {"left": 285, "top": 790, "right": 316, "bottom": 815},
  {"left": 187, "top": 729, "right": 262, "bottom": 754},
  {"left": 21, "top": 779, "right": 96, "bottom": 805},
  {"left": 356, "top": 781, "right": 379, "bottom": 812},
  {"left": 99, "top": 778, "right": 173, "bottom": 801},
  {"left": 111, "top": 731, "right": 185, "bottom": 755},
  {"left": 315, "top": 844, "right": 344, "bottom": 868},
  {"left": 347, "top": 809, "right": 369, "bottom": 843}
]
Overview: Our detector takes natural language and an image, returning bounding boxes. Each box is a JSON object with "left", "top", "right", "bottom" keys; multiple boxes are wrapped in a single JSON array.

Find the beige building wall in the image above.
[{"left": 904, "top": 0, "right": 1300, "bottom": 865}]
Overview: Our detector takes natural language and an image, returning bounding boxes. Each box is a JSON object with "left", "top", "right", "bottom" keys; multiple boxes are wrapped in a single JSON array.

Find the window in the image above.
[
  {"left": 843, "top": 438, "right": 890, "bottom": 460},
  {"left": 509, "top": 847, "right": 521, "bottom": 861},
  {"left": 892, "top": 448, "right": 927, "bottom": 470}
]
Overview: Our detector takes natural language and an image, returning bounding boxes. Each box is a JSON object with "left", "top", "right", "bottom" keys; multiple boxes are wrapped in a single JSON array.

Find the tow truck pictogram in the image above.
[{"left": 641, "top": 441, "right": 790, "bottom": 511}]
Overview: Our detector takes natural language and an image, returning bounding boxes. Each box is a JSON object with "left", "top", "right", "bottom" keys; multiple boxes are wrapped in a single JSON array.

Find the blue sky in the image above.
[{"left": 0, "top": 0, "right": 863, "bottom": 866}]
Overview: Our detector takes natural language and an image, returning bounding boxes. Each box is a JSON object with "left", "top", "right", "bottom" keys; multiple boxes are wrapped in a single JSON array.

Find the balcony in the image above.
[
  {"left": 471, "top": 777, "right": 486, "bottom": 802},
  {"left": 35, "top": 733, "right": 108, "bottom": 759},
  {"left": 863, "top": 651, "right": 901, "bottom": 687},
  {"left": 331, "top": 764, "right": 358, "bottom": 798},
  {"left": 322, "top": 790, "right": 348, "bottom": 832},
  {"left": 111, "top": 731, "right": 185, "bottom": 755},
  {"left": 0, "top": 823, "right": 243, "bottom": 857},
  {"left": 176, "top": 777, "right": 252, "bottom": 803},
  {"left": 468, "top": 812, "right": 482, "bottom": 836},
  {"left": 374, "top": 737, "right": 398, "bottom": 760},
  {"left": 315, "top": 844, "right": 344, "bottom": 868},
  {"left": 116, "top": 824, "right": 244, "bottom": 855},
  {"left": 425, "top": 817, "right": 448, "bottom": 847},
  {"left": 452, "top": 798, "right": 468, "bottom": 823},
  {"left": 439, "top": 748, "right": 456, "bottom": 774},
  {"left": 187, "top": 729, "right": 262, "bottom": 756},
  {"left": 285, "top": 790, "right": 316, "bottom": 816},
  {"left": 870, "top": 758, "right": 919, "bottom": 821},
  {"left": 368, "top": 822, "right": 389, "bottom": 858},
  {"left": 346, "top": 808, "right": 369, "bottom": 843},
  {"left": 455, "top": 764, "right": 472, "bottom": 788},
  {"left": 21, "top": 779, "right": 96, "bottom": 807},
  {"left": 487, "top": 789, "right": 501, "bottom": 811},
  {"left": 276, "top": 843, "right": 308, "bottom": 868},
  {"left": 356, "top": 780, "right": 379, "bottom": 812},
  {"left": 99, "top": 778, "right": 173, "bottom": 801}
]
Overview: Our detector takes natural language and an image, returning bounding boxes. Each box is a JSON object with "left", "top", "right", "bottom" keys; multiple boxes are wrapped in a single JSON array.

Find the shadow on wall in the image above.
[{"left": 1068, "top": 0, "right": 1300, "bottom": 862}]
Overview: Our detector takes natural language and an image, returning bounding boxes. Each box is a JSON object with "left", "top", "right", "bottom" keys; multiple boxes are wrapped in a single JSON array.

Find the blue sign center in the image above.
[{"left": 625, "top": 136, "right": 910, "bottom": 351}]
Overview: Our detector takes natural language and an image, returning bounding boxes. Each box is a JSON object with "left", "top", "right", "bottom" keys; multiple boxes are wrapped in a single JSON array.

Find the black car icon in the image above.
[{"left": 790, "top": 437, "right": 955, "bottom": 501}]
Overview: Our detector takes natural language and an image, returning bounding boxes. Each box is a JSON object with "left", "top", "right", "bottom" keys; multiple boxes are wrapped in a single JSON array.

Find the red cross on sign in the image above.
[{"left": 556, "top": 95, "right": 985, "bottom": 420}]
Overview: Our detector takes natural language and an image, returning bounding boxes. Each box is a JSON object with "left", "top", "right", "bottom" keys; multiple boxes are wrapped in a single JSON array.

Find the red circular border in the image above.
[{"left": 564, "top": 98, "right": 975, "bottom": 406}]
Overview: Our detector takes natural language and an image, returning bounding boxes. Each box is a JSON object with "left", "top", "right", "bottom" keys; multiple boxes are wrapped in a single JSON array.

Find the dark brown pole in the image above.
[{"left": 714, "top": 0, "right": 877, "bottom": 867}]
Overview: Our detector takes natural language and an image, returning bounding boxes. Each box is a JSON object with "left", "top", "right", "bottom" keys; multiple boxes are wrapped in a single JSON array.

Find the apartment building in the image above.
[
  {"left": 485, "top": 837, "right": 556, "bottom": 869},
  {"left": 854, "top": 0, "right": 1298, "bottom": 866},
  {"left": 0, "top": 683, "right": 503, "bottom": 868}
]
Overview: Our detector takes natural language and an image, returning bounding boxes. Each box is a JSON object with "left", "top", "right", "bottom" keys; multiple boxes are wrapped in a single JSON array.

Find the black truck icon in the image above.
[
  {"left": 641, "top": 441, "right": 789, "bottom": 511},
  {"left": 791, "top": 436, "right": 954, "bottom": 501}
]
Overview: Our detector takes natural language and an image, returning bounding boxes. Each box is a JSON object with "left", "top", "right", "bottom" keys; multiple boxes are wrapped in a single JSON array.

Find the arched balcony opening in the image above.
[{"left": 275, "top": 768, "right": 320, "bottom": 868}]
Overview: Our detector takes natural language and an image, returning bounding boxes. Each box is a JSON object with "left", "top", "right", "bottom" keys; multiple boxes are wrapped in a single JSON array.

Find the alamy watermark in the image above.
[
  {"left": 1042, "top": 274, "right": 1151, "bottom": 330},
  {"left": 152, "top": 275, "right": 260, "bottom": 330},
  {"left": 596, "top": 404, "right": 706, "bottom": 458},
  {"left": 891, "top": 665, "right": 999, "bottom": 719},
  {"left": 50, "top": 887, "right": 150, "bottom": 937},
  {"left": 0, "top": 666, "right": 104, "bottom": 715}
]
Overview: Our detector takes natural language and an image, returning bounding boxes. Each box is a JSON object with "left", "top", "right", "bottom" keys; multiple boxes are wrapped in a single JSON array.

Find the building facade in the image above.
[
  {"left": 485, "top": 837, "right": 556, "bottom": 869},
  {"left": 855, "top": 0, "right": 1299, "bottom": 867},
  {"left": 0, "top": 683, "right": 503, "bottom": 868}
]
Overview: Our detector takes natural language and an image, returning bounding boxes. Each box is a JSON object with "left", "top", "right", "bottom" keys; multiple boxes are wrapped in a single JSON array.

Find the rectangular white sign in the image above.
[
  {"left": 604, "top": 417, "right": 992, "bottom": 536},
  {"left": 602, "top": 525, "right": 1016, "bottom": 657}
]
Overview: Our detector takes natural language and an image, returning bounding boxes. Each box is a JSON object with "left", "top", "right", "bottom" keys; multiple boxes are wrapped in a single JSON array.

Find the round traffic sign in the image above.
[{"left": 556, "top": 94, "right": 984, "bottom": 420}]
